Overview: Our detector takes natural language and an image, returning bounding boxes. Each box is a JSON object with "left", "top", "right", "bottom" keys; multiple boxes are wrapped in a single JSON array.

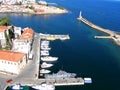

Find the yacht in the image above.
[
  {"left": 41, "top": 62, "right": 53, "bottom": 68},
  {"left": 41, "top": 50, "right": 49, "bottom": 56},
  {"left": 32, "top": 83, "right": 55, "bottom": 90},
  {"left": 41, "top": 56, "right": 58, "bottom": 62},
  {"left": 45, "top": 70, "right": 76, "bottom": 79},
  {"left": 40, "top": 69, "right": 51, "bottom": 74}
]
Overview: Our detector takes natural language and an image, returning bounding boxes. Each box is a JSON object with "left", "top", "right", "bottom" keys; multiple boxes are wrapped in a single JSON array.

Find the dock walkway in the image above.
[{"left": 39, "top": 33, "right": 70, "bottom": 40}]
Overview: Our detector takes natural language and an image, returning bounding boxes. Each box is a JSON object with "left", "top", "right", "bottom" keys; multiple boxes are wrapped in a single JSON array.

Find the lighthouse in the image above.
[{"left": 79, "top": 11, "right": 82, "bottom": 18}]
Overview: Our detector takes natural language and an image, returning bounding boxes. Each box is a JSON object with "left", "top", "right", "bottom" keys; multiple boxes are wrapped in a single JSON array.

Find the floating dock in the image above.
[{"left": 77, "top": 11, "right": 120, "bottom": 46}]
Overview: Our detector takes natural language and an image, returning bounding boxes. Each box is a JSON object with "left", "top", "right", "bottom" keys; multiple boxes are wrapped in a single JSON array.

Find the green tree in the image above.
[{"left": 0, "top": 17, "right": 10, "bottom": 26}]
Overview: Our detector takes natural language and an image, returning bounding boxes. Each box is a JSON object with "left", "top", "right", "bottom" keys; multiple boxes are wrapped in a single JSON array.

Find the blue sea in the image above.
[{"left": 1, "top": 0, "right": 120, "bottom": 90}]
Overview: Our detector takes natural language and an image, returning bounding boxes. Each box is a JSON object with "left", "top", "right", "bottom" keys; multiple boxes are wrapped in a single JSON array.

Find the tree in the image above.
[{"left": 0, "top": 17, "right": 10, "bottom": 26}]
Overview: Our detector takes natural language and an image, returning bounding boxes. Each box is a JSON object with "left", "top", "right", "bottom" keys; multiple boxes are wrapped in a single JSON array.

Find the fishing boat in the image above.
[
  {"left": 40, "top": 69, "right": 51, "bottom": 74},
  {"left": 41, "top": 62, "right": 53, "bottom": 68},
  {"left": 41, "top": 56, "right": 58, "bottom": 62},
  {"left": 45, "top": 70, "right": 76, "bottom": 79},
  {"left": 32, "top": 83, "right": 55, "bottom": 90}
]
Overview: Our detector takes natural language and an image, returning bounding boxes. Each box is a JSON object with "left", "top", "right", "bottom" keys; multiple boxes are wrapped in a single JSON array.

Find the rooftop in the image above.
[
  {"left": 0, "top": 50, "right": 26, "bottom": 62},
  {"left": 0, "top": 26, "right": 8, "bottom": 32},
  {"left": 21, "top": 28, "right": 34, "bottom": 40}
]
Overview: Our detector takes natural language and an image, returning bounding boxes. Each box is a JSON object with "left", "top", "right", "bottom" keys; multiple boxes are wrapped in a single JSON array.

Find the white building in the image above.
[
  {"left": 1, "top": 0, "right": 36, "bottom": 5},
  {"left": 0, "top": 50, "right": 27, "bottom": 74},
  {"left": 12, "top": 39, "right": 31, "bottom": 58},
  {"left": 13, "top": 26, "right": 22, "bottom": 39},
  {"left": 0, "top": 26, "right": 9, "bottom": 48},
  {"left": 12, "top": 27, "right": 34, "bottom": 59}
]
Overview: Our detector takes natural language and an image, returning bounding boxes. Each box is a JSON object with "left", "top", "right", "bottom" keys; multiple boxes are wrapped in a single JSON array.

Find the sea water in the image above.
[{"left": 1, "top": 0, "right": 120, "bottom": 90}]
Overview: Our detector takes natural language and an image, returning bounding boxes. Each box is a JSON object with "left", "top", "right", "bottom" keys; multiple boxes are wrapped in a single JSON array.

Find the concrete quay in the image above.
[
  {"left": 9, "top": 78, "right": 84, "bottom": 87},
  {"left": 77, "top": 13, "right": 120, "bottom": 46}
]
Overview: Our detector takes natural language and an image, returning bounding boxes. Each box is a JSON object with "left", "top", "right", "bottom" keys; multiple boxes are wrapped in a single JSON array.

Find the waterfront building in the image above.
[
  {"left": 0, "top": 50, "right": 27, "bottom": 74},
  {"left": 0, "top": 26, "right": 9, "bottom": 48},
  {"left": 13, "top": 26, "right": 22, "bottom": 39},
  {"left": 12, "top": 39, "right": 31, "bottom": 59},
  {"left": 12, "top": 27, "right": 34, "bottom": 59}
]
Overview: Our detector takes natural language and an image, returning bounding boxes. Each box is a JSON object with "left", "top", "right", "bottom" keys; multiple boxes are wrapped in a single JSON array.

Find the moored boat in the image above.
[
  {"left": 12, "top": 84, "right": 22, "bottom": 90},
  {"left": 84, "top": 78, "right": 92, "bottom": 84},
  {"left": 41, "top": 50, "right": 49, "bottom": 56},
  {"left": 32, "top": 83, "right": 55, "bottom": 90},
  {"left": 41, "top": 46, "right": 51, "bottom": 50},
  {"left": 10, "top": 84, "right": 29, "bottom": 90},
  {"left": 45, "top": 70, "right": 76, "bottom": 79},
  {"left": 40, "top": 69, "right": 51, "bottom": 74},
  {"left": 41, "top": 62, "right": 53, "bottom": 68},
  {"left": 41, "top": 56, "right": 58, "bottom": 62}
]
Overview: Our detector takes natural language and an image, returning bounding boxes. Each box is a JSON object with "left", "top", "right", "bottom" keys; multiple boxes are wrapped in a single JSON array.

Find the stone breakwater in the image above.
[{"left": 77, "top": 15, "right": 120, "bottom": 46}]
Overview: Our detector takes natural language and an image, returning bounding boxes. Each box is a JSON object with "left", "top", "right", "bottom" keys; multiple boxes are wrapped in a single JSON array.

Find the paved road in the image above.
[{"left": 15, "top": 33, "right": 40, "bottom": 79}]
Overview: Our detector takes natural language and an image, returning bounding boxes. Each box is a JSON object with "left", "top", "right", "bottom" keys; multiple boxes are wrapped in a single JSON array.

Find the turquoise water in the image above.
[{"left": 1, "top": 0, "right": 120, "bottom": 90}]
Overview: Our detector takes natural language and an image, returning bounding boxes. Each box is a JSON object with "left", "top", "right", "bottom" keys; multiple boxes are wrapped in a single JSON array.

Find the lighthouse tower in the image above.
[{"left": 79, "top": 11, "right": 82, "bottom": 18}]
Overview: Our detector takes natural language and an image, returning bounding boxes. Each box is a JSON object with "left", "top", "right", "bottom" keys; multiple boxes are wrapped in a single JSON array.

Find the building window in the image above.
[{"left": 20, "top": 59, "right": 23, "bottom": 63}]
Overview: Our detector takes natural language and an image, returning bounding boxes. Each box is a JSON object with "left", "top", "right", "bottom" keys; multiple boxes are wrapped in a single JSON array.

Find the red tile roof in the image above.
[
  {"left": 0, "top": 50, "right": 26, "bottom": 62},
  {"left": 0, "top": 26, "right": 8, "bottom": 32},
  {"left": 21, "top": 28, "right": 34, "bottom": 40}
]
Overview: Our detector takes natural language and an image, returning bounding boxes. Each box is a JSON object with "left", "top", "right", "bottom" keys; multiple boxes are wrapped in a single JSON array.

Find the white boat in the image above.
[
  {"left": 41, "top": 47, "right": 51, "bottom": 50},
  {"left": 32, "top": 83, "right": 55, "bottom": 90},
  {"left": 12, "top": 84, "right": 23, "bottom": 90},
  {"left": 41, "top": 46, "right": 51, "bottom": 50},
  {"left": 41, "top": 56, "right": 58, "bottom": 62},
  {"left": 84, "top": 78, "right": 92, "bottom": 83},
  {"left": 41, "top": 62, "right": 53, "bottom": 68},
  {"left": 45, "top": 70, "right": 76, "bottom": 79},
  {"left": 41, "top": 51, "right": 49, "bottom": 56},
  {"left": 40, "top": 69, "right": 51, "bottom": 74},
  {"left": 41, "top": 40, "right": 50, "bottom": 46}
]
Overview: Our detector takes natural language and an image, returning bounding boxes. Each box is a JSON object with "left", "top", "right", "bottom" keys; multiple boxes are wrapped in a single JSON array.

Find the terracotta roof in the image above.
[
  {"left": 0, "top": 26, "right": 8, "bottom": 32},
  {"left": 21, "top": 28, "right": 34, "bottom": 40},
  {"left": 0, "top": 50, "right": 26, "bottom": 62}
]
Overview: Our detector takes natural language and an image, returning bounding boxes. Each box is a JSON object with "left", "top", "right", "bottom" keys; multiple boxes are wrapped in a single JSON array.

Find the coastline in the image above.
[{"left": 0, "top": 4, "right": 68, "bottom": 15}]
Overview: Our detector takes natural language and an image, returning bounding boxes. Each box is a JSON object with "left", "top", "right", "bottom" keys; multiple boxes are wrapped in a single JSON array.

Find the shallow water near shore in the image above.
[{"left": 1, "top": 0, "right": 120, "bottom": 90}]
